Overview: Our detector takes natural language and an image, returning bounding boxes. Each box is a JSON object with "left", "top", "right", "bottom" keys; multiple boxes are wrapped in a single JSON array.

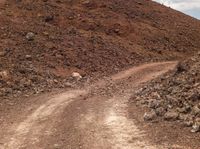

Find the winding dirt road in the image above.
[{"left": 0, "top": 61, "right": 178, "bottom": 149}]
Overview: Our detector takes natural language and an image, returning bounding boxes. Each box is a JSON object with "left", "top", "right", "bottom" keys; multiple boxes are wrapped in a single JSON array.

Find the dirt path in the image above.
[{"left": 0, "top": 61, "right": 178, "bottom": 149}]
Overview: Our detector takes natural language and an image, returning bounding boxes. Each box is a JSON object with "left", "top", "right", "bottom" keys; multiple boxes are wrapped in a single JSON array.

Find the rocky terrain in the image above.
[
  {"left": 0, "top": 0, "right": 200, "bottom": 100},
  {"left": 1, "top": 1, "right": 200, "bottom": 148},
  {"left": 135, "top": 52, "right": 200, "bottom": 132}
]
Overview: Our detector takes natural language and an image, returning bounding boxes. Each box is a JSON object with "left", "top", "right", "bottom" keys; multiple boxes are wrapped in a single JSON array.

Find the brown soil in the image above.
[
  {"left": 1, "top": 61, "right": 184, "bottom": 149},
  {"left": 1, "top": 0, "right": 200, "bottom": 148},
  {"left": 0, "top": 0, "right": 200, "bottom": 99}
]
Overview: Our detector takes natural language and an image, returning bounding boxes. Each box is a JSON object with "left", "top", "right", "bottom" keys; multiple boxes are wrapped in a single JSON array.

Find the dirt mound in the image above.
[
  {"left": 1, "top": 0, "right": 200, "bottom": 98},
  {"left": 135, "top": 52, "right": 200, "bottom": 132}
]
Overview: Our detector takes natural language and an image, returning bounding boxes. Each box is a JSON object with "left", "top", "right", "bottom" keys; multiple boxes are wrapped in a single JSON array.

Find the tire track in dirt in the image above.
[{"left": 1, "top": 61, "right": 178, "bottom": 149}]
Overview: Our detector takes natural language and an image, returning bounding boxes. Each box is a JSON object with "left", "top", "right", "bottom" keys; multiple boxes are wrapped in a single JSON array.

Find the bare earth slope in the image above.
[{"left": 0, "top": 0, "right": 200, "bottom": 98}]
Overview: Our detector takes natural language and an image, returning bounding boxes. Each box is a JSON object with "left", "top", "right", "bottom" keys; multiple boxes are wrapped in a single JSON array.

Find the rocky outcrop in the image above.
[{"left": 136, "top": 53, "right": 200, "bottom": 132}]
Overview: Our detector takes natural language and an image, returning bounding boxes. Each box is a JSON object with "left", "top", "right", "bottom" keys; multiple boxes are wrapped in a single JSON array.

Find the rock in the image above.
[
  {"left": 191, "top": 123, "right": 200, "bottom": 133},
  {"left": 148, "top": 99, "right": 161, "bottom": 109},
  {"left": 53, "top": 79, "right": 58, "bottom": 83},
  {"left": 164, "top": 111, "right": 179, "bottom": 121},
  {"left": 82, "top": 0, "right": 90, "bottom": 5},
  {"left": 188, "top": 92, "right": 200, "bottom": 101},
  {"left": 114, "top": 28, "right": 120, "bottom": 34},
  {"left": 0, "top": 70, "right": 9, "bottom": 80},
  {"left": 64, "top": 82, "right": 73, "bottom": 88},
  {"left": 192, "top": 106, "right": 200, "bottom": 116},
  {"left": 72, "top": 72, "right": 82, "bottom": 80},
  {"left": 53, "top": 144, "right": 60, "bottom": 149},
  {"left": 26, "top": 32, "right": 35, "bottom": 41},
  {"left": 150, "top": 92, "right": 161, "bottom": 99},
  {"left": 155, "top": 107, "right": 166, "bottom": 116},
  {"left": 44, "top": 15, "right": 54, "bottom": 22},
  {"left": 5, "top": 88, "right": 12, "bottom": 94},
  {"left": 25, "top": 55, "right": 32, "bottom": 60},
  {"left": 20, "top": 78, "right": 32, "bottom": 87},
  {"left": 0, "top": 51, "right": 5, "bottom": 56},
  {"left": 176, "top": 62, "right": 188, "bottom": 73},
  {"left": 143, "top": 111, "right": 157, "bottom": 121},
  {"left": 177, "top": 106, "right": 190, "bottom": 114},
  {"left": 138, "top": 99, "right": 148, "bottom": 105},
  {"left": 183, "top": 120, "right": 194, "bottom": 127}
]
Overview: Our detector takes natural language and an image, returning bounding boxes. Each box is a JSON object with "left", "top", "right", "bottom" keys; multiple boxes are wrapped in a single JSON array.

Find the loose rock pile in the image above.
[{"left": 135, "top": 53, "right": 200, "bottom": 132}]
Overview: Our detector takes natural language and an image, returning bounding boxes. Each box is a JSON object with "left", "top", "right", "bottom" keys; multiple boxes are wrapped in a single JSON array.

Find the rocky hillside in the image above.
[
  {"left": 1, "top": 0, "right": 200, "bottom": 98},
  {"left": 136, "top": 52, "right": 200, "bottom": 132}
]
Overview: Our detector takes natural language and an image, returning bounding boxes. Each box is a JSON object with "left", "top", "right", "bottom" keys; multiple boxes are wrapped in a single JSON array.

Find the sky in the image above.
[{"left": 154, "top": 0, "right": 200, "bottom": 19}]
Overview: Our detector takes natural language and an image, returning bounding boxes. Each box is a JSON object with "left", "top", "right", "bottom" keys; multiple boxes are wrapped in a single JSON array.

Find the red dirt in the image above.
[{"left": 0, "top": 0, "right": 200, "bottom": 99}]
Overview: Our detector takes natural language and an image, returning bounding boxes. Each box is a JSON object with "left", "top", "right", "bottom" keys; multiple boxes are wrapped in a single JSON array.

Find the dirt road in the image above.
[{"left": 0, "top": 62, "right": 178, "bottom": 149}]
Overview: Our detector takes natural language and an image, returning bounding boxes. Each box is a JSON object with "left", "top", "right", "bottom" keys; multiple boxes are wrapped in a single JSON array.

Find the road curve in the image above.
[{"left": 0, "top": 61, "right": 178, "bottom": 149}]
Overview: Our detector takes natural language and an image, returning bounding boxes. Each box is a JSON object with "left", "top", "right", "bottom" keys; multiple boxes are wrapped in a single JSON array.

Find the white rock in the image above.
[
  {"left": 72, "top": 72, "right": 82, "bottom": 80},
  {"left": 26, "top": 32, "right": 35, "bottom": 41}
]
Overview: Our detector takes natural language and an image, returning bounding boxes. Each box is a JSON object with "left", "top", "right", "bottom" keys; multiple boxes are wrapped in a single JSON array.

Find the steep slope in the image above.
[{"left": 0, "top": 0, "right": 200, "bottom": 98}]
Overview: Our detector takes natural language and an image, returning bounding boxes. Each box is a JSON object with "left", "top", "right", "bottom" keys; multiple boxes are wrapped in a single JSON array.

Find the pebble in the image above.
[
  {"left": 164, "top": 111, "right": 179, "bottom": 121},
  {"left": 143, "top": 111, "right": 157, "bottom": 121},
  {"left": 191, "top": 123, "right": 200, "bottom": 133},
  {"left": 26, "top": 32, "right": 35, "bottom": 41},
  {"left": 72, "top": 72, "right": 82, "bottom": 80}
]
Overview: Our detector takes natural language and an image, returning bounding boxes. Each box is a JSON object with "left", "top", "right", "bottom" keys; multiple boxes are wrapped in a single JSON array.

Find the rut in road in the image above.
[{"left": 1, "top": 61, "right": 178, "bottom": 149}]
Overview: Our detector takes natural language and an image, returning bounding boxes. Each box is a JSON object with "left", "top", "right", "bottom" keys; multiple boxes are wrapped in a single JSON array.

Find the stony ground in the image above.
[
  {"left": 0, "top": 1, "right": 200, "bottom": 148},
  {"left": 134, "top": 52, "right": 200, "bottom": 133},
  {"left": 1, "top": 62, "right": 183, "bottom": 149},
  {"left": 1, "top": 0, "right": 200, "bottom": 100}
]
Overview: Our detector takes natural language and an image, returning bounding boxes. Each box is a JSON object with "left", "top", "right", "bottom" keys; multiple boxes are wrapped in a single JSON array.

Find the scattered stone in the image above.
[
  {"left": 135, "top": 53, "right": 200, "bottom": 131},
  {"left": 82, "top": 0, "right": 90, "bottom": 5},
  {"left": 177, "top": 106, "right": 190, "bottom": 114},
  {"left": 0, "top": 70, "right": 9, "bottom": 80},
  {"left": 72, "top": 72, "right": 82, "bottom": 80},
  {"left": 191, "top": 123, "right": 200, "bottom": 133},
  {"left": 143, "top": 111, "right": 157, "bottom": 121},
  {"left": 192, "top": 106, "right": 200, "bottom": 116},
  {"left": 138, "top": 99, "right": 148, "bottom": 105},
  {"left": 164, "top": 111, "right": 179, "bottom": 121},
  {"left": 0, "top": 51, "right": 5, "bottom": 56},
  {"left": 148, "top": 99, "right": 161, "bottom": 109},
  {"left": 155, "top": 107, "right": 166, "bottom": 116},
  {"left": 26, "top": 32, "right": 35, "bottom": 41},
  {"left": 184, "top": 120, "right": 194, "bottom": 127},
  {"left": 44, "top": 15, "right": 54, "bottom": 22},
  {"left": 53, "top": 144, "right": 60, "bottom": 149},
  {"left": 25, "top": 55, "right": 32, "bottom": 60}
]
